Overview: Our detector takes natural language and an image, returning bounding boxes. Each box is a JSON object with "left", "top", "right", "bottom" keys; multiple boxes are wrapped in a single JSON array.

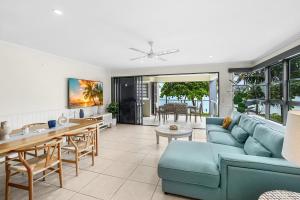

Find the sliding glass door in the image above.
[{"left": 112, "top": 76, "right": 143, "bottom": 125}]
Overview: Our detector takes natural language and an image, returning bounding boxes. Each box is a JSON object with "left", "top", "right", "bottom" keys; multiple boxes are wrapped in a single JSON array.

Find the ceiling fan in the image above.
[{"left": 129, "top": 41, "right": 179, "bottom": 61}]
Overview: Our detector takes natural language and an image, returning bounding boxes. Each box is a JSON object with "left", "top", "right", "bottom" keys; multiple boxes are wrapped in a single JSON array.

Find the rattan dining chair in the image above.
[
  {"left": 62, "top": 127, "right": 96, "bottom": 176},
  {"left": 5, "top": 138, "right": 63, "bottom": 200},
  {"left": 22, "top": 123, "right": 48, "bottom": 157}
]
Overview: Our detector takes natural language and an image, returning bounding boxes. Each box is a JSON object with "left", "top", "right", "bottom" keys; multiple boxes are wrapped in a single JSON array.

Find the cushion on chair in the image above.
[
  {"left": 158, "top": 141, "right": 220, "bottom": 188},
  {"left": 207, "top": 131, "right": 244, "bottom": 148},
  {"left": 238, "top": 115, "right": 260, "bottom": 136},
  {"left": 253, "top": 124, "right": 284, "bottom": 158},
  {"left": 228, "top": 111, "right": 242, "bottom": 131},
  {"left": 244, "top": 137, "right": 272, "bottom": 157},
  {"left": 231, "top": 125, "right": 249, "bottom": 143},
  {"left": 206, "top": 124, "right": 230, "bottom": 133}
]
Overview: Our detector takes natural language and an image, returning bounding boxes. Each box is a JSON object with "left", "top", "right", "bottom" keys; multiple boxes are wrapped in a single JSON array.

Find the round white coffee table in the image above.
[{"left": 155, "top": 125, "right": 193, "bottom": 144}]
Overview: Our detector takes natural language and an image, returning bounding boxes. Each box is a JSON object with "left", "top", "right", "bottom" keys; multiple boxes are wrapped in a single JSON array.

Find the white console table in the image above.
[{"left": 85, "top": 113, "right": 113, "bottom": 130}]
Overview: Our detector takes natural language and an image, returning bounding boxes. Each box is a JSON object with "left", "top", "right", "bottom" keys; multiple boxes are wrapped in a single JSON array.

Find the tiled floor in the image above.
[{"left": 0, "top": 124, "right": 206, "bottom": 200}]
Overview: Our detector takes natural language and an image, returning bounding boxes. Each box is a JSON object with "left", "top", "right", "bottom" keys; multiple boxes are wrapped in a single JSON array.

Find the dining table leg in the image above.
[{"left": 95, "top": 124, "right": 99, "bottom": 156}]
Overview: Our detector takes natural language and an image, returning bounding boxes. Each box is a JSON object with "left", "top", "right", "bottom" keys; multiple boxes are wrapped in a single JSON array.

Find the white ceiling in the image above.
[{"left": 1, "top": 0, "right": 300, "bottom": 69}]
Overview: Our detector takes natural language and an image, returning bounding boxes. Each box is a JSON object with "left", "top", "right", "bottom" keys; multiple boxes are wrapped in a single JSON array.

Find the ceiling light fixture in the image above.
[
  {"left": 209, "top": 55, "right": 213, "bottom": 58},
  {"left": 53, "top": 9, "right": 63, "bottom": 15}
]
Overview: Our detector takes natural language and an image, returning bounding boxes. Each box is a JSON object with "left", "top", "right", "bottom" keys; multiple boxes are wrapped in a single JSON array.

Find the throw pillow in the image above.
[
  {"left": 231, "top": 125, "right": 249, "bottom": 143},
  {"left": 222, "top": 116, "right": 232, "bottom": 129},
  {"left": 244, "top": 137, "right": 272, "bottom": 157}
]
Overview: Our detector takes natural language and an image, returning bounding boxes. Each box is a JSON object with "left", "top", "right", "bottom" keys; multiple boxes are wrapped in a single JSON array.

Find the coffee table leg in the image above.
[
  {"left": 168, "top": 137, "right": 172, "bottom": 143},
  {"left": 156, "top": 134, "right": 159, "bottom": 144},
  {"left": 189, "top": 135, "right": 192, "bottom": 141}
]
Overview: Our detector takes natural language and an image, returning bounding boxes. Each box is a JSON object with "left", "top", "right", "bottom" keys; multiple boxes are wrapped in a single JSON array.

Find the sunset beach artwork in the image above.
[{"left": 68, "top": 78, "right": 103, "bottom": 108}]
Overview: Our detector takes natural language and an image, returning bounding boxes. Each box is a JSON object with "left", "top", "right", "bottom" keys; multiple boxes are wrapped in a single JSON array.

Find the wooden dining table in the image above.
[{"left": 0, "top": 118, "right": 102, "bottom": 156}]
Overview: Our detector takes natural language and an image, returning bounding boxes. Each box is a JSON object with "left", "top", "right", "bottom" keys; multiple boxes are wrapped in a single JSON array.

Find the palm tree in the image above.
[
  {"left": 94, "top": 83, "right": 103, "bottom": 105},
  {"left": 83, "top": 82, "right": 97, "bottom": 105}
]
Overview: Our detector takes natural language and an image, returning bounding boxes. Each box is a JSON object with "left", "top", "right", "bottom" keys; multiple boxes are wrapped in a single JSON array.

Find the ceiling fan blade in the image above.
[
  {"left": 157, "top": 49, "right": 179, "bottom": 56},
  {"left": 130, "top": 55, "right": 147, "bottom": 61},
  {"left": 158, "top": 57, "right": 167, "bottom": 61},
  {"left": 129, "top": 48, "right": 148, "bottom": 54}
]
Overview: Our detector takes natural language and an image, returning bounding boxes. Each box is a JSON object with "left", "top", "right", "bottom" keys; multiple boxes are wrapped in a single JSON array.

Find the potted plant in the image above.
[{"left": 107, "top": 102, "right": 119, "bottom": 126}]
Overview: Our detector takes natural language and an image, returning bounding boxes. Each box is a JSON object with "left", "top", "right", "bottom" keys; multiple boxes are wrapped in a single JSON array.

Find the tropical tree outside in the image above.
[{"left": 160, "top": 82, "right": 209, "bottom": 106}]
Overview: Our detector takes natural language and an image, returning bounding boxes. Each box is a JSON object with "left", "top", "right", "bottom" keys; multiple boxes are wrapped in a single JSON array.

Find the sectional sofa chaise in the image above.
[{"left": 158, "top": 112, "right": 300, "bottom": 200}]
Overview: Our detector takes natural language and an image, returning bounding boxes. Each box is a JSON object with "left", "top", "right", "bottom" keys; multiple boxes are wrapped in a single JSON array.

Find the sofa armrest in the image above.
[
  {"left": 219, "top": 153, "right": 300, "bottom": 200},
  {"left": 219, "top": 153, "right": 299, "bottom": 174},
  {"left": 206, "top": 117, "right": 224, "bottom": 125}
]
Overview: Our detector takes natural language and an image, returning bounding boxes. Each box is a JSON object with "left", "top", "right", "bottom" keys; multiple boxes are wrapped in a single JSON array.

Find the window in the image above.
[
  {"left": 142, "top": 83, "right": 149, "bottom": 98},
  {"left": 270, "top": 103, "right": 283, "bottom": 123},
  {"left": 232, "top": 69, "right": 266, "bottom": 114},
  {"left": 269, "top": 63, "right": 283, "bottom": 101},
  {"left": 289, "top": 56, "right": 300, "bottom": 101},
  {"left": 231, "top": 53, "right": 300, "bottom": 125}
]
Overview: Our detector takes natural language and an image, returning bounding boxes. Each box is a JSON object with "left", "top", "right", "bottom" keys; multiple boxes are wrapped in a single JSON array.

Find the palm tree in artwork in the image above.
[
  {"left": 94, "top": 83, "right": 103, "bottom": 105},
  {"left": 83, "top": 82, "right": 97, "bottom": 105}
]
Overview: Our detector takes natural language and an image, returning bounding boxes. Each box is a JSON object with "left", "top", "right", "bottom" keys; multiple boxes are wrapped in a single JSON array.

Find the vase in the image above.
[
  {"left": 58, "top": 113, "right": 68, "bottom": 126},
  {"left": 0, "top": 121, "right": 11, "bottom": 140},
  {"left": 79, "top": 109, "right": 84, "bottom": 118},
  {"left": 48, "top": 120, "right": 56, "bottom": 129}
]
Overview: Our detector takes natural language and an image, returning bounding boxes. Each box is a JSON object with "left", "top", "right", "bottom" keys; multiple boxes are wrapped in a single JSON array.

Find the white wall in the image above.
[
  {"left": 0, "top": 41, "right": 111, "bottom": 129},
  {"left": 111, "top": 62, "right": 252, "bottom": 117}
]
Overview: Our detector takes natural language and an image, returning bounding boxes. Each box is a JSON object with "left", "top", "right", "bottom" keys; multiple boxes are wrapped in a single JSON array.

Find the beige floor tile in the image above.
[
  {"left": 142, "top": 153, "right": 162, "bottom": 167},
  {"left": 117, "top": 152, "right": 147, "bottom": 164},
  {"left": 79, "top": 174, "right": 125, "bottom": 200},
  {"left": 7, "top": 182, "right": 75, "bottom": 200},
  {"left": 45, "top": 166, "right": 98, "bottom": 191},
  {"left": 98, "top": 148, "right": 124, "bottom": 160},
  {"left": 158, "top": 179, "right": 162, "bottom": 186},
  {"left": 129, "top": 165, "right": 159, "bottom": 185},
  {"left": 152, "top": 186, "right": 191, "bottom": 200},
  {"left": 112, "top": 180, "right": 156, "bottom": 200},
  {"left": 103, "top": 161, "right": 137, "bottom": 178},
  {"left": 70, "top": 193, "right": 99, "bottom": 200},
  {"left": 79, "top": 157, "right": 114, "bottom": 173}
]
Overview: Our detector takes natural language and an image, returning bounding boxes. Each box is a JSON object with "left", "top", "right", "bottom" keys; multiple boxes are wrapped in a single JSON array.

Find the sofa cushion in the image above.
[
  {"left": 231, "top": 125, "right": 249, "bottom": 143},
  {"left": 238, "top": 115, "right": 260, "bottom": 136},
  {"left": 206, "top": 124, "right": 230, "bottom": 133},
  {"left": 158, "top": 141, "right": 220, "bottom": 188},
  {"left": 222, "top": 116, "right": 232, "bottom": 129},
  {"left": 253, "top": 124, "right": 284, "bottom": 158},
  {"left": 210, "top": 143, "right": 245, "bottom": 165},
  {"left": 228, "top": 111, "right": 242, "bottom": 131},
  {"left": 207, "top": 131, "right": 244, "bottom": 148},
  {"left": 244, "top": 137, "right": 272, "bottom": 157}
]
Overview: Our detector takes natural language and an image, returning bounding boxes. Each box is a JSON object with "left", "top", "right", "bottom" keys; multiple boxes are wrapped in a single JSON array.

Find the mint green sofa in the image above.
[{"left": 158, "top": 112, "right": 300, "bottom": 200}]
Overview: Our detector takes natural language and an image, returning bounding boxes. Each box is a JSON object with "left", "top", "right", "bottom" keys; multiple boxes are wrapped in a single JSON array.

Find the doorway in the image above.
[{"left": 111, "top": 72, "right": 219, "bottom": 127}]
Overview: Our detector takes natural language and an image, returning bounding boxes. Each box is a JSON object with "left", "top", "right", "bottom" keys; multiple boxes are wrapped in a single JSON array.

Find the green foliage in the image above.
[
  {"left": 233, "top": 90, "right": 247, "bottom": 113},
  {"left": 270, "top": 113, "right": 283, "bottom": 123},
  {"left": 160, "top": 82, "right": 209, "bottom": 106},
  {"left": 107, "top": 102, "right": 119, "bottom": 118}
]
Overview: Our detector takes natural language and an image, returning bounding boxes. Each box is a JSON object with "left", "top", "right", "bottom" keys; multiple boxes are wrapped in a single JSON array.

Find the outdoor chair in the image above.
[
  {"left": 190, "top": 103, "right": 203, "bottom": 122},
  {"left": 175, "top": 103, "right": 188, "bottom": 122},
  {"left": 162, "top": 103, "right": 176, "bottom": 122}
]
